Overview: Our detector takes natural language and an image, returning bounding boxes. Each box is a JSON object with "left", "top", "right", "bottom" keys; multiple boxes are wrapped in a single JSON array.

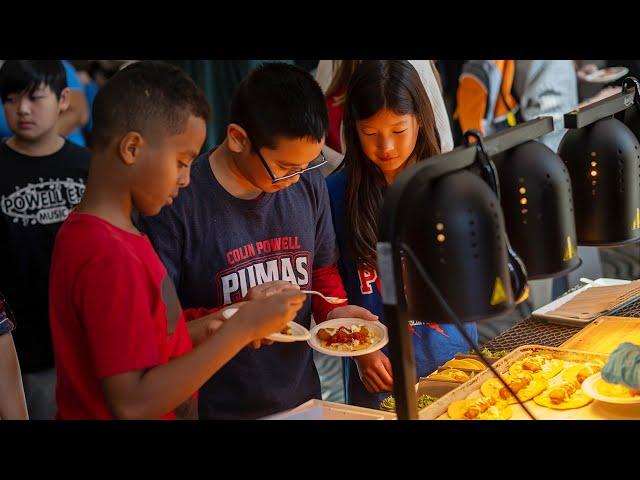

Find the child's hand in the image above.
[
  {"left": 248, "top": 338, "right": 275, "bottom": 350},
  {"left": 188, "top": 305, "right": 240, "bottom": 347},
  {"left": 235, "top": 289, "right": 307, "bottom": 344},
  {"left": 576, "top": 62, "right": 599, "bottom": 80},
  {"left": 354, "top": 350, "right": 393, "bottom": 393},
  {"left": 327, "top": 305, "right": 378, "bottom": 322},
  {"left": 244, "top": 280, "right": 300, "bottom": 301}
]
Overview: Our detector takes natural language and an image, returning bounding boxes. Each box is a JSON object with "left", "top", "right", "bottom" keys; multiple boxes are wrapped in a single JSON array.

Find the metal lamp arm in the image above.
[
  {"left": 464, "top": 129, "right": 502, "bottom": 198},
  {"left": 622, "top": 76, "right": 640, "bottom": 115}
]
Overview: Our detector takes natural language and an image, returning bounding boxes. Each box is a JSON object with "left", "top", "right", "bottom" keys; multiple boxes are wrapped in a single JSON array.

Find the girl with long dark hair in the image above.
[{"left": 326, "top": 60, "right": 478, "bottom": 408}]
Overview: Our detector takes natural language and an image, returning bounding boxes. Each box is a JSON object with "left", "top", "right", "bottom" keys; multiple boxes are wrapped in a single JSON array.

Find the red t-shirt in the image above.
[
  {"left": 325, "top": 85, "right": 347, "bottom": 154},
  {"left": 49, "top": 212, "right": 194, "bottom": 420}
]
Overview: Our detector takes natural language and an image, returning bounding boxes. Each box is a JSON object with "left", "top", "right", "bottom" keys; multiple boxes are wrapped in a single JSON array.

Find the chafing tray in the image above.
[{"left": 418, "top": 345, "right": 640, "bottom": 420}]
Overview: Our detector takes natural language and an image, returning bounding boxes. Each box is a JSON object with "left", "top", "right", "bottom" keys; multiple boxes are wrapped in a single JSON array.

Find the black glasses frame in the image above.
[{"left": 248, "top": 135, "right": 328, "bottom": 183}]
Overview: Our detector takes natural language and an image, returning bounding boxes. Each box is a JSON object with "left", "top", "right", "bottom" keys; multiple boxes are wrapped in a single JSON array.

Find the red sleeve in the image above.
[
  {"left": 77, "top": 254, "right": 163, "bottom": 379},
  {"left": 182, "top": 305, "right": 225, "bottom": 322},
  {"left": 311, "top": 264, "right": 348, "bottom": 323}
]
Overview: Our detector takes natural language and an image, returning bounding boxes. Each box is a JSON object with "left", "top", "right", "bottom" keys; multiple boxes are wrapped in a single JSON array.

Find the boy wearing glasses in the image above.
[{"left": 137, "top": 62, "right": 378, "bottom": 419}]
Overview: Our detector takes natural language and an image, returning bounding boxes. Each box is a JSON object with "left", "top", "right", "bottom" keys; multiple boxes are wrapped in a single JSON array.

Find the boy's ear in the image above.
[
  {"left": 58, "top": 87, "right": 71, "bottom": 113},
  {"left": 227, "top": 123, "right": 249, "bottom": 154},
  {"left": 119, "top": 132, "right": 145, "bottom": 166}
]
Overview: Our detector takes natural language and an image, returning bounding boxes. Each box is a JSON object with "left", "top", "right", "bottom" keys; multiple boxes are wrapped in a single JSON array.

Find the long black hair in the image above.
[{"left": 342, "top": 60, "right": 441, "bottom": 270}]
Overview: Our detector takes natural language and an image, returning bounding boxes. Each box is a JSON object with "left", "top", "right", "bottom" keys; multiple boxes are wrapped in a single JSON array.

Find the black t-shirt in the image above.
[{"left": 0, "top": 139, "right": 90, "bottom": 372}]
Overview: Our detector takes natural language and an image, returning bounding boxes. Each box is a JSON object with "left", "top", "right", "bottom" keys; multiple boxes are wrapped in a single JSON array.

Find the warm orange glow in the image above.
[
  {"left": 519, "top": 187, "right": 526, "bottom": 194},
  {"left": 520, "top": 198, "right": 528, "bottom": 205},
  {"left": 591, "top": 161, "right": 597, "bottom": 167},
  {"left": 437, "top": 234, "right": 445, "bottom": 242},
  {"left": 590, "top": 170, "right": 598, "bottom": 177},
  {"left": 436, "top": 223, "right": 444, "bottom": 231}
]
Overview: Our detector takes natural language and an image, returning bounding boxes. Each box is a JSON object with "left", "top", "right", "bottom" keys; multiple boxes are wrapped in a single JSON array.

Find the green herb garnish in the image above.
[
  {"left": 379, "top": 394, "right": 437, "bottom": 412},
  {"left": 469, "top": 347, "right": 510, "bottom": 359}
]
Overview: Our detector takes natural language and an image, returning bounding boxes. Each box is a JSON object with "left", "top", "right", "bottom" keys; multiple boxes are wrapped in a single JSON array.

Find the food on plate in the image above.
[
  {"left": 594, "top": 378, "right": 640, "bottom": 399},
  {"left": 447, "top": 396, "right": 512, "bottom": 420},
  {"left": 593, "top": 67, "right": 619, "bottom": 78},
  {"left": 533, "top": 380, "right": 593, "bottom": 409},
  {"left": 316, "top": 324, "right": 379, "bottom": 351},
  {"left": 426, "top": 368, "right": 470, "bottom": 382},
  {"left": 561, "top": 359, "right": 605, "bottom": 384},
  {"left": 508, "top": 354, "right": 564, "bottom": 379},
  {"left": 480, "top": 371, "right": 548, "bottom": 404},
  {"left": 443, "top": 358, "right": 487, "bottom": 371},
  {"left": 379, "top": 394, "right": 438, "bottom": 412},
  {"left": 280, "top": 325, "right": 293, "bottom": 336}
]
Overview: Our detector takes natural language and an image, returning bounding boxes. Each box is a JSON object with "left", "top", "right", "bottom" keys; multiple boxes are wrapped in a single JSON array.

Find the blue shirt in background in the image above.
[{"left": 326, "top": 167, "right": 478, "bottom": 409}]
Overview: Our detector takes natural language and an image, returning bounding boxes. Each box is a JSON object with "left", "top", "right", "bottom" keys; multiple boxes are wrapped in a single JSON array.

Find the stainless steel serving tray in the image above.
[{"left": 418, "top": 345, "right": 640, "bottom": 420}]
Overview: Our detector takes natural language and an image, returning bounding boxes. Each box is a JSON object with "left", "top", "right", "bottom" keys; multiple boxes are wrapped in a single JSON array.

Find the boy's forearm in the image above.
[
  {"left": 311, "top": 264, "right": 347, "bottom": 323},
  {"left": 0, "top": 334, "right": 28, "bottom": 420},
  {"left": 104, "top": 320, "right": 254, "bottom": 419},
  {"left": 56, "top": 111, "right": 83, "bottom": 136},
  {"left": 57, "top": 90, "right": 89, "bottom": 135},
  {"left": 183, "top": 305, "right": 224, "bottom": 322},
  {"left": 184, "top": 305, "right": 235, "bottom": 345}
]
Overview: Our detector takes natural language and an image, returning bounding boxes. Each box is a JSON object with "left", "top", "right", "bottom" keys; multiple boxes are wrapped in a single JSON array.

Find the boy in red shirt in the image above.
[{"left": 48, "top": 61, "right": 305, "bottom": 420}]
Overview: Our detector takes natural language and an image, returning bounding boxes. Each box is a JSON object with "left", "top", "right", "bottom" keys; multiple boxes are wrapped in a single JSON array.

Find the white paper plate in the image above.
[
  {"left": 584, "top": 66, "right": 629, "bottom": 83},
  {"left": 582, "top": 373, "right": 640, "bottom": 405},
  {"left": 221, "top": 307, "right": 310, "bottom": 342},
  {"left": 307, "top": 318, "right": 388, "bottom": 357}
]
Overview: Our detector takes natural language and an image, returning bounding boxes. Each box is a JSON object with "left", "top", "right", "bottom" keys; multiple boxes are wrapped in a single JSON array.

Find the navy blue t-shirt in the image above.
[
  {"left": 326, "top": 168, "right": 478, "bottom": 409},
  {"left": 137, "top": 149, "right": 339, "bottom": 419}
]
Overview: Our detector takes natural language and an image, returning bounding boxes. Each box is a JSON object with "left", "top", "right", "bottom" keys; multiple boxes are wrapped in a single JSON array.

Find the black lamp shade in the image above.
[
  {"left": 624, "top": 102, "right": 640, "bottom": 141},
  {"left": 494, "top": 140, "right": 581, "bottom": 279},
  {"left": 401, "top": 169, "right": 515, "bottom": 324},
  {"left": 558, "top": 117, "right": 640, "bottom": 246}
]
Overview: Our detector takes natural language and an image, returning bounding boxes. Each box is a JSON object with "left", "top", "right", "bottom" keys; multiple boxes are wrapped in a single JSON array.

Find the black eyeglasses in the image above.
[{"left": 248, "top": 135, "right": 328, "bottom": 183}]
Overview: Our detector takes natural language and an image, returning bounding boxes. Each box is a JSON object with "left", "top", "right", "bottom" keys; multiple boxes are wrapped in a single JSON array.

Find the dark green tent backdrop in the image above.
[{"left": 167, "top": 60, "right": 293, "bottom": 150}]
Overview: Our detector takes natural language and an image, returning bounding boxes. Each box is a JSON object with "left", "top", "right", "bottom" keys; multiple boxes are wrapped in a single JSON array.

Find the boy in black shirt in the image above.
[{"left": 0, "top": 60, "right": 90, "bottom": 419}]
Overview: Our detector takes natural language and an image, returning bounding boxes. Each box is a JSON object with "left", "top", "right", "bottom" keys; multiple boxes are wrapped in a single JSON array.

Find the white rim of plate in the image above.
[
  {"left": 307, "top": 318, "right": 389, "bottom": 357},
  {"left": 584, "top": 66, "right": 629, "bottom": 83},
  {"left": 221, "top": 307, "right": 310, "bottom": 342},
  {"left": 582, "top": 373, "right": 640, "bottom": 404}
]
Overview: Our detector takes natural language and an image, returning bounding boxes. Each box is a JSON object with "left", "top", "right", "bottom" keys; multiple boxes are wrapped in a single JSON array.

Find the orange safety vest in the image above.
[{"left": 455, "top": 60, "right": 519, "bottom": 137}]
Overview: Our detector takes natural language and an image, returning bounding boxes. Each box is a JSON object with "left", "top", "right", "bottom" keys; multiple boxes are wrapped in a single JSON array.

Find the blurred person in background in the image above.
[{"left": 0, "top": 60, "right": 88, "bottom": 146}]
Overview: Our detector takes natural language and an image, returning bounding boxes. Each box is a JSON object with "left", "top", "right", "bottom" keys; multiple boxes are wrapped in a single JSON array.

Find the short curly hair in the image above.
[{"left": 91, "top": 61, "right": 210, "bottom": 151}]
